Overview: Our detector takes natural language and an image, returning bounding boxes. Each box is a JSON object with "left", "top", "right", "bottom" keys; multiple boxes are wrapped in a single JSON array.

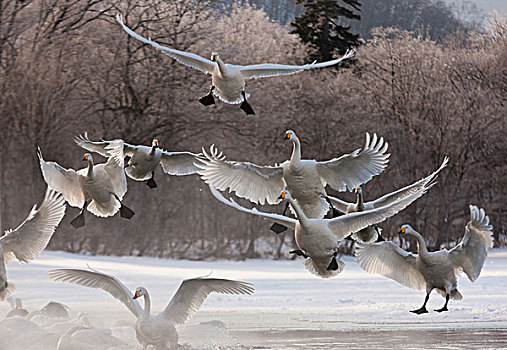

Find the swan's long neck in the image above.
[
  {"left": 140, "top": 292, "right": 151, "bottom": 320},
  {"left": 290, "top": 138, "right": 302, "bottom": 168},
  {"left": 356, "top": 192, "right": 364, "bottom": 211},
  {"left": 216, "top": 57, "right": 229, "bottom": 77},
  {"left": 288, "top": 197, "right": 308, "bottom": 225},
  {"left": 149, "top": 146, "right": 156, "bottom": 156},
  {"left": 408, "top": 229, "right": 429, "bottom": 256},
  {"left": 86, "top": 159, "right": 94, "bottom": 177}
]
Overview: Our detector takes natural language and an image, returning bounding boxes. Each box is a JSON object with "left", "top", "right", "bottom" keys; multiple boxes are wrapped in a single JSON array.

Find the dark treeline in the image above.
[{"left": 0, "top": 0, "right": 505, "bottom": 260}]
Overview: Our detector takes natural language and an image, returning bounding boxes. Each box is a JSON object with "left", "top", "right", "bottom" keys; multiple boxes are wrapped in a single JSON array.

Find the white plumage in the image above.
[
  {"left": 355, "top": 205, "right": 494, "bottom": 314},
  {"left": 48, "top": 268, "right": 254, "bottom": 349},
  {"left": 0, "top": 188, "right": 66, "bottom": 300}
]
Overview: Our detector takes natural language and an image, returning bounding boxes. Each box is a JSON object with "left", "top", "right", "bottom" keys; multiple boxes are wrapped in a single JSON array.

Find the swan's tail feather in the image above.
[{"left": 303, "top": 257, "right": 344, "bottom": 278}]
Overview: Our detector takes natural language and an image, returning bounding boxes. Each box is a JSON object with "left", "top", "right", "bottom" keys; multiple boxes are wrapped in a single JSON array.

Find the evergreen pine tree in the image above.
[{"left": 291, "top": 0, "right": 361, "bottom": 61}]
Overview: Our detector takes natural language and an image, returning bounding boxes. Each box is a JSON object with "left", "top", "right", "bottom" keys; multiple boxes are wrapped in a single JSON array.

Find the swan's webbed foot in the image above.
[
  {"left": 327, "top": 256, "right": 339, "bottom": 271},
  {"left": 270, "top": 223, "right": 287, "bottom": 234},
  {"left": 120, "top": 204, "right": 135, "bottom": 219},
  {"left": 410, "top": 306, "right": 429, "bottom": 314},
  {"left": 434, "top": 306, "right": 449, "bottom": 313},
  {"left": 199, "top": 86, "right": 215, "bottom": 106},
  {"left": 240, "top": 91, "right": 255, "bottom": 115},
  {"left": 70, "top": 200, "right": 89, "bottom": 229},
  {"left": 374, "top": 226, "right": 385, "bottom": 242},
  {"left": 289, "top": 249, "right": 308, "bottom": 259},
  {"left": 146, "top": 171, "right": 157, "bottom": 189}
]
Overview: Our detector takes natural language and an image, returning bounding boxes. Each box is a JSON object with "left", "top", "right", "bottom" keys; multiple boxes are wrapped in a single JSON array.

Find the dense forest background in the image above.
[{"left": 0, "top": 0, "right": 505, "bottom": 259}]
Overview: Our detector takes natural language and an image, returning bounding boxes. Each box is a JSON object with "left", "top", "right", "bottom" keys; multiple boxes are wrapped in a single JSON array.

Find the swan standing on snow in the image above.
[
  {"left": 49, "top": 268, "right": 254, "bottom": 349},
  {"left": 355, "top": 205, "right": 494, "bottom": 314},
  {"left": 209, "top": 182, "right": 433, "bottom": 278},
  {"left": 6, "top": 298, "right": 29, "bottom": 318},
  {"left": 0, "top": 188, "right": 66, "bottom": 300},
  {"left": 39, "top": 144, "right": 134, "bottom": 228},
  {"left": 74, "top": 133, "right": 203, "bottom": 189},
  {"left": 197, "top": 130, "right": 389, "bottom": 228},
  {"left": 329, "top": 157, "right": 449, "bottom": 243},
  {"left": 116, "top": 14, "right": 354, "bottom": 115}
]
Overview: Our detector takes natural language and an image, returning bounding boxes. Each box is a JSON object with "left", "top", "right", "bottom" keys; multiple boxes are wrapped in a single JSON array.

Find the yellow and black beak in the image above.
[
  {"left": 278, "top": 191, "right": 286, "bottom": 200},
  {"left": 82, "top": 154, "right": 89, "bottom": 161},
  {"left": 284, "top": 132, "right": 291, "bottom": 140},
  {"left": 354, "top": 188, "right": 360, "bottom": 194},
  {"left": 211, "top": 54, "right": 217, "bottom": 62},
  {"left": 133, "top": 290, "right": 140, "bottom": 299},
  {"left": 397, "top": 227, "right": 407, "bottom": 235}
]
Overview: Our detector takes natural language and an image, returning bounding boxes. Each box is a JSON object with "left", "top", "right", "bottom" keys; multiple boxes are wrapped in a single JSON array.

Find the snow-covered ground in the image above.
[{"left": 2, "top": 249, "right": 507, "bottom": 349}]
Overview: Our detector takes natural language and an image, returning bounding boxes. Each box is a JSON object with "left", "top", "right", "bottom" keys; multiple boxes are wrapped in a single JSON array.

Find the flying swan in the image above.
[
  {"left": 116, "top": 14, "right": 354, "bottom": 115},
  {"left": 355, "top": 205, "right": 494, "bottom": 314},
  {"left": 209, "top": 181, "right": 432, "bottom": 278},
  {"left": 38, "top": 144, "right": 134, "bottom": 228},
  {"left": 0, "top": 188, "right": 66, "bottom": 300},
  {"left": 197, "top": 130, "right": 390, "bottom": 227},
  {"left": 75, "top": 133, "right": 203, "bottom": 189},
  {"left": 329, "top": 157, "right": 449, "bottom": 243},
  {"left": 49, "top": 268, "right": 254, "bottom": 349}
]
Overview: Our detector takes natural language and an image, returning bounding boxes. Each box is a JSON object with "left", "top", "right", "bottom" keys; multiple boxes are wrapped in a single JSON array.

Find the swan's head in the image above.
[
  {"left": 283, "top": 130, "right": 297, "bottom": 141},
  {"left": 133, "top": 287, "right": 147, "bottom": 299},
  {"left": 354, "top": 187, "right": 362, "bottom": 194},
  {"left": 278, "top": 190, "right": 292, "bottom": 200},
  {"left": 82, "top": 153, "right": 92, "bottom": 162},
  {"left": 14, "top": 298, "right": 22, "bottom": 309},
  {"left": 398, "top": 224, "right": 415, "bottom": 235},
  {"left": 211, "top": 52, "right": 219, "bottom": 62},
  {"left": 152, "top": 139, "right": 159, "bottom": 148}
]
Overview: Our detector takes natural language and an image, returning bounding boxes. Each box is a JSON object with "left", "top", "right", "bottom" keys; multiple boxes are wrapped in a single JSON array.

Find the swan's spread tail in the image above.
[
  {"left": 436, "top": 288, "right": 463, "bottom": 300},
  {"left": 0, "top": 282, "right": 16, "bottom": 301},
  {"left": 304, "top": 257, "right": 344, "bottom": 278},
  {"left": 87, "top": 198, "right": 121, "bottom": 217}
]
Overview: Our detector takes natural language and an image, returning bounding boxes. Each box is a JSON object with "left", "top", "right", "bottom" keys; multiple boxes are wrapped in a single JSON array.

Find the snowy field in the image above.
[{"left": 1, "top": 248, "right": 507, "bottom": 349}]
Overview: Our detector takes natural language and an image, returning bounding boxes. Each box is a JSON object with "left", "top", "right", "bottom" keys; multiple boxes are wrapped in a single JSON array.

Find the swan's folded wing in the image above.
[
  {"left": 355, "top": 242, "right": 426, "bottom": 290},
  {"left": 75, "top": 133, "right": 138, "bottom": 157},
  {"left": 38, "top": 149, "right": 85, "bottom": 208},
  {"left": 104, "top": 140, "right": 128, "bottom": 199},
  {"left": 316, "top": 133, "right": 390, "bottom": 192},
  {"left": 238, "top": 49, "right": 354, "bottom": 80},
  {"left": 368, "top": 157, "right": 448, "bottom": 209},
  {"left": 116, "top": 14, "right": 215, "bottom": 74},
  {"left": 209, "top": 185, "right": 296, "bottom": 229},
  {"left": 161, "top": 277, "right": 254, "bottom": 325},
  {"left": 160, "top": 150, "right": 204, "bottom": 176},
  {"left": 1, "top": 189, "right": 66, "bottom": 264},
  {"left": 48, "top": 268, "right": 142, "bottom": 318},
  {"left": 196, "top": 145, "right": 284, "bottom": 205},
  {"left": 326, "top": 184, "right": 427, "bottom": 240},
  {"left": 449, "top": 205, "right": 493, "bottom": 282}
]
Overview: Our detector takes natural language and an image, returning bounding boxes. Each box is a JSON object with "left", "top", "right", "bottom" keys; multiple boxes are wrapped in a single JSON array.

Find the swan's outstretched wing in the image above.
[
  {"left": 0, "top": 189, "right": 66, "bottom": 264},
  {"left": 196, "top": 145, "right": 285, "bottom": 205},
  {"left": 237, "top": 49, "right": 354, "bottom": 80},
  {"left": 160, "top": 150, "right": 204, "bottom": 176},
  {"left": 209, "top": 185, "right": 296, "bottom": 229},
  {"left": 161, "top": 277, "right": 254, "bottom": 325},
  {"left": 326, "top": 182, "right": 430, "bottom": 240},
  {"left": 316, "top": 133, "right": 390, "bottom": 192},
  {"left": 355, "top": 242, "right": 426, "bottom": 290},
  {"left": 75, "top": 133, "right": 138, "bottom": 157},
  {"left": 449, "top": 205, "right": 494, "bottom": 282},
  {"left": 103, "top": 140, "right": 128, "bottom": 199},
  {"left": 48, "top": 268, "right": 142, "bottom": 318},
  {"left": 38, "top": 148, "right": 85, "bottom": 208},
  {"left": 116, "top": 14, "right": 215, "bottom": 74},
  {"left": 325, "top": 196, "right": 350, "bottom": 214}
]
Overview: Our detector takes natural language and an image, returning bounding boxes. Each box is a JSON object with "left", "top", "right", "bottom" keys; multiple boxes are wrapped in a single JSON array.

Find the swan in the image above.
[
  {"left": 209, "top": 181, "right": 433, "bottom": 278},
  {"left": 329, "top": 157, "right": 449, "bottom": 243},
  {"left": 75, "top": 133, "right": 203, "bottom": 189},
  {"left": 0, "top": 188, "right": 66, "bottom": 300},
  {"left": 116, "top": 14, "right": 354, "bottom": 115},
  {"left": 355, "top": 205, "right": 494, "bottom": 314},
  {"left": 48, "top": 268, "right": 254, "bottom": 349},
  {"left": 6, "top": 297, "right": 29, "bottom": 318},
  {"left": 197, "top": 130, "right": 390, "bottom": 226},
  {"left": 38, "top": 144, "right": 134, "bottom": 229}
]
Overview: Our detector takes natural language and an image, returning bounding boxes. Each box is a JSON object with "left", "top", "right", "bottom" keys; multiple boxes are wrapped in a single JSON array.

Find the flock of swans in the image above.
[{"left": 0, "top": 13, "right": 495, "bottom": 350}]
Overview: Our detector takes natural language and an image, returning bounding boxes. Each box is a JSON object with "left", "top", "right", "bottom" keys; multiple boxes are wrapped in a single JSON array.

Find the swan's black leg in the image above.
[
  {"left": 435, "top": 293, "right": 450, "bottom": 312},
  {"left": 289, "top": 249, "right": 308, "bottom": 259},
  {"left": 410, "top": 291, "right": 431, "bottom": 314},
  {"left": 199, "top": 86, "right": 215, "bottom": 106},
  {"left": 239, "top": 91, "right": 255, "bottom": 115},
  {"left": 114, "top": 195, "right": 135, "bottom": 219},
  {"left": 270, "top": 202, "right": 290, "bottom": 234},
  {"left": 70, "top": 200, "right": 89, "bottom": 229},
  {"left": 374, "top": 225, "right": 385, "bottom": 242},
  {"left": 146, "top": 171, "right": 157, "bottom": 189}
]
